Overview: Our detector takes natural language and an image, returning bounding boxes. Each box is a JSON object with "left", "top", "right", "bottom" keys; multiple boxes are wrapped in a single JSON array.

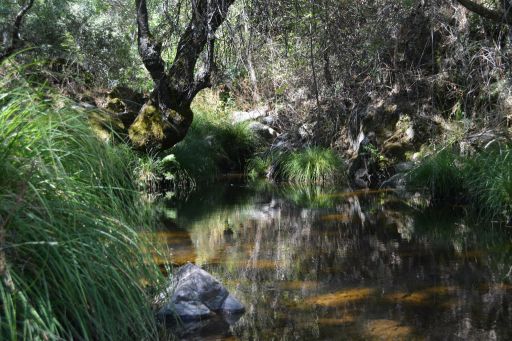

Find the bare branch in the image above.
[
  {"left": 187, "top": 36, "right": 216, "bottom": 101},
  {"left": 135, "top": 0, "right": 175, "bottom": 109},
  {"left": 135, "top": 0, "right": 167, "bottom": 83},
  {"left": 456, "top": 0, "right": 512, "bottom": 25}
]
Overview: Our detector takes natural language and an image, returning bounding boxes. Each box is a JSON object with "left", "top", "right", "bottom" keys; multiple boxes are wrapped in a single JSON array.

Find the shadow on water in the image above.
[{"left": 155, "top": 180, "right": 512, "bottom": 340}]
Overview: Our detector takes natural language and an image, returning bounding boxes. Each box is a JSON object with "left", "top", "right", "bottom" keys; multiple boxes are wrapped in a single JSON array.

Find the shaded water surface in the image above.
[{"left": 160, "top": 181, "right": 512, "bottom": 340}]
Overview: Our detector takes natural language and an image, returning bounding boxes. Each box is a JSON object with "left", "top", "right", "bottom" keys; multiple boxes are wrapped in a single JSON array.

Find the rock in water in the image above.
[
  {"left": 221, "top": 295, "right": 245, "bottom": 314},
  {"left": 157, "top": 263, "right": 245, "bottom": 322}
]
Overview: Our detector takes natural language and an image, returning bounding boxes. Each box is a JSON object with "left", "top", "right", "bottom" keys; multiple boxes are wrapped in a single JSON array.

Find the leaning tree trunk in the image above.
[
  {"left": 130, "top": 0, "right": 235, "bottom": 151},
  {"left": 0, "top": 0, "right": 35, "bottom": 63}
]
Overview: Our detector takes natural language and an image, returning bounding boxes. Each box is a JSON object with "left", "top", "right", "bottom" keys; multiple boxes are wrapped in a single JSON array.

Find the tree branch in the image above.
[
  {"left": 456, "top": 0, "right": 512, "bottom": 25},
  {"left": 187, "top": 15, "right": 217, "bottom": 102},
  {"left": 168, "top": 0, "right": 235, "bottom": 104},
  {"left": 0, "top": 0, "right": 35, "bottom": 62},
  {"left": 135, "top": 0, "right": 167, "bottom": 83},
  {"left": 135, "top": 0, "right": 175, "bottom": 109}
]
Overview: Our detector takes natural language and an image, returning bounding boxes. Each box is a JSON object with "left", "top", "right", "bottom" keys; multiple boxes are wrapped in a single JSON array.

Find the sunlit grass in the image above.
[
  {"left": 282, "top": 147, "right": 343, "bottom": 184},
  {"left": 248, "top": 147, "right": 345, "bottom": 185},
  {"left": 0, "top": 74, "right": 165, "bottom": 339}
]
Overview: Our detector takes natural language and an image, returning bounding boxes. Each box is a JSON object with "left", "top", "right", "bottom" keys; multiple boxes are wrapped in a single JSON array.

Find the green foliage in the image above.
[
  {"left": 247, "top": 155, "right": 272, "bottom": 180},
  {"left": 248, "top": 148, "right": 344, "bottom": 185},
  {"left": 0, "top": 77, "right": 165, "bottom": 339},
  {"left": 170, "top": 111, "right": 258, "bottom": 189},
  {"left": 281, "top": 148, "right": 343, "bottom": 184},
  {"left": 408, "top": 145, "right": 512, "bottom": 220},
  {"left": 463, "top": 147, "right": 512, "bottom": 219},
  {"left": 407, "top": 147, "right": 465, "bottom": 204}
]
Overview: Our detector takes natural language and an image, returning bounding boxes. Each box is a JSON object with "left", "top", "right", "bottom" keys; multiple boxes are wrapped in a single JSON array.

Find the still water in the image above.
[{"left": 159, "top": 181, "right": 512, "bottom": 340}]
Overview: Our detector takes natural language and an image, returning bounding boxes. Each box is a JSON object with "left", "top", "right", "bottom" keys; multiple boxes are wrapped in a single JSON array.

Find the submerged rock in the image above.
[{"left": 157, "top": 263, "right": 245, "bottom": 322}]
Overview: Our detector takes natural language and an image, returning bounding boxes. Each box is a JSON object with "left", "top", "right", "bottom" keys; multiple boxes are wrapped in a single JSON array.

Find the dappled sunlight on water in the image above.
[
  {"left": 365, "top": 319, "right": 414, "bottom": 340},
  {"left": 384, "top": 286, "right": 457, "bottom": 305},
  {"left": 155, "top": 181, "right": 512, "bottom": 340},
  {"left": 304, "top": 288, "right": 375, "bottom": 307}
]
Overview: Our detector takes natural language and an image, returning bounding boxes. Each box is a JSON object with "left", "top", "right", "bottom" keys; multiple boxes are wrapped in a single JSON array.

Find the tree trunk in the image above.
[
  {"left": 456, "top": 0, "right": 512, "bottom": 24},
  {"left": 0, "top": 0, "right": 35, "bottom": 63},
  {"left": 130, "top": 0, "right": 235, "bottom": 151}
]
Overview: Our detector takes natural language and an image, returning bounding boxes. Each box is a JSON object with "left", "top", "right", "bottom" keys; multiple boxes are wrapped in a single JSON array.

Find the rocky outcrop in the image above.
[
  {"left": 157, "top": 263, "right": 245, "bottom": 322},
  {"left": 105, "top": 86, "right": 145, "bottom": 128}
]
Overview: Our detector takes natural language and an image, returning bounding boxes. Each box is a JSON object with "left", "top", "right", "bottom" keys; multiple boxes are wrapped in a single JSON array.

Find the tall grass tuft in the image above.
[
  {"left": 281, "top": 147, "right": 343, "bottom": 184},
  {"left": 0, "top": 76, "right": 165, "bottom": 340},
  {"left": 407, "top": 147, "right": 465, "bottom": 204},
  {"left": 408, "top": 144, "right": 512, "bottom": 220},
  {"left": 463, "top": 147, "right": 512, "bottom": 219},
  {"left": 247, "top": 148, "right": 344, "bottom": 184}
]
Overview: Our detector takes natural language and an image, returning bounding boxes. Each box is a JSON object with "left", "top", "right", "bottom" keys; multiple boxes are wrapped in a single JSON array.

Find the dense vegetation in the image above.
[
  {"left": 2, "top": 0, "right": 512, "bottom": 339},
  {"left": 408, "top": 144, "right": 512, "bottom": 220},
  {"left": 0, "top": 74, "right": 165, "bottom": 339}
]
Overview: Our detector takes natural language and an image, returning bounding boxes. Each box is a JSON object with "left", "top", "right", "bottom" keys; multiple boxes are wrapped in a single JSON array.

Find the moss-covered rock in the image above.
[
  {"left": 106, "top": 97, "right": 125, "bottom": 112},
  {"left": 128, "top": 104, "right": 185, "bottom": 151},
  {"left": 105, "top": 86, "right": 145, "bottom": 127}
]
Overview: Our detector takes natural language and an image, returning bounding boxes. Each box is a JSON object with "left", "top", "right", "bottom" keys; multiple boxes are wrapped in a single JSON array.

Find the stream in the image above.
[{"left": 158, "top": 180, "right": 512, "bottom": 340}]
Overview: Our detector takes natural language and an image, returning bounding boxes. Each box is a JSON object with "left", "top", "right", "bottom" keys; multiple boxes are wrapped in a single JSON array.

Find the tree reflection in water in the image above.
[{"left": 159, "top": 181, "right": 512, "bottom": 340}]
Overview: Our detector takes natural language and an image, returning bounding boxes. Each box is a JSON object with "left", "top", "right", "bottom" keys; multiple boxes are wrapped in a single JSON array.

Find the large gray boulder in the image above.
[{"left": 157, "top": 263, "right": 245, "bottom": 322}]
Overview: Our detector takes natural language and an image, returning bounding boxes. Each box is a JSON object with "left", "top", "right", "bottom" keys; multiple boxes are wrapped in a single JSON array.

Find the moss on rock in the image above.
[{"left": 128, "top": 104, "right": 181, "bottom": 150}]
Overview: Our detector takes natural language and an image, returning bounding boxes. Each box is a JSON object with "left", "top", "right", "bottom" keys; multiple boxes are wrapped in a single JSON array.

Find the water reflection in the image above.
[{"left": 158, "top": 181, "right": 512, "bottom": 340}]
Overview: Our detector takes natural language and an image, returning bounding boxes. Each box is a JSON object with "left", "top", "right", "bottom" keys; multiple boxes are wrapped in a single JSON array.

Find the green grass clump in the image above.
[
  {"left": 0, "top": 77, "right": 165, "bottom": 340},
  {"left": 407, "top": 147, "right": 465, "bottom": 204},
  {"left": 247, "top": 148, "right": 344, "bottom": 185},
  {"left": 282, "top": 148, "right": 343, "bottom": 184},
  {"left": 408, "top": 145, "right": 512, "bottom": 220},
  {"left": 463, "top": 147, "right": 512, "bottom": 219},
  {"left": 171, "top": 112, "right": 258, "bottom": 186},
  {"left": 247, "top": 155, "right": 273, "bottom": 180}
]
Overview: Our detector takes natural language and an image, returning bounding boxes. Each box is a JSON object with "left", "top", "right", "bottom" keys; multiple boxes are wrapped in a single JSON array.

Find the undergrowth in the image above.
[
  {"left": 408, "top": 144, "right": 512, "bottom": 220},
  {"left": 0, "top": 74, "right": 166, "bottom": 340},
  {"left": 161, "top": 109, "right": 258, "bottom": 193},
  {"left": 247, "top": 147, "right": 344, "bottom": 185}
]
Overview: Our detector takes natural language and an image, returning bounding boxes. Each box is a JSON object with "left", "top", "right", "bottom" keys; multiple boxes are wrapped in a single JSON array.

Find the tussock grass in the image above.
[
  {"left": 463, "top": 147, "right": 512, "bottom": 219},
  {"left": 408, "top": 145, "right": 512, "bottom": 220},
  {"left": 0, "top": 76, "right": 165, "bottom": 340},
  {"left": 282, "top": 148, "right": 343, "bottom": 184},
  {"left": 407, "top": 147, "right": 465, "bottom": 204},
  {"left": 248, "top": 147, "right": 344, "bottom": 185},
  {"left": 247, "top": 155, "right": 273, "bottom": 180}
]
